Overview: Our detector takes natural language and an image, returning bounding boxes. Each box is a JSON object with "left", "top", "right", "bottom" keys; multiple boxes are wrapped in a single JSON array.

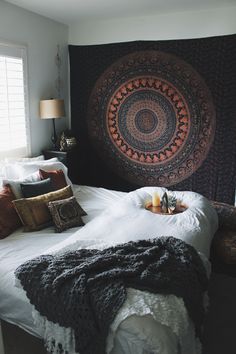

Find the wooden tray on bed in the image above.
[{"left": 145, "top": 204, "right": 187, "bottom": 215}]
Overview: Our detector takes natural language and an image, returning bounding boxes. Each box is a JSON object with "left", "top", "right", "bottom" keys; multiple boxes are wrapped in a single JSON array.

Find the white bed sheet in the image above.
[
  {"left": 0, "top": 185, "right": 125, "bottom": 336},
  {"left": 0, "top": 185, "right": 218, "bottom": 354},
  {"left": 50, "top": 186, "right": 218, "bottom": 259}
]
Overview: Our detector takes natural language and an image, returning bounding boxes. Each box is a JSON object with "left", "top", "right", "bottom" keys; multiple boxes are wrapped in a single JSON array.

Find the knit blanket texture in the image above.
[{"left": 15, "top": 236, "right": 208, "bottom": 354}]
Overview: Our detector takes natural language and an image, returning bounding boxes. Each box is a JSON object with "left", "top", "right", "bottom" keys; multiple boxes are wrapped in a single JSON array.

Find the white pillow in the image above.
[
  {"left": 20, "top": 161, "right": 72, "bottom": 187},
  {"left": 4, "top": 155, "right": 45, "bottom": 163},
  {"left": 3, "top": 171, "right": 41, "bottom": 199},
  {"left": 3, "top": 158, "right": 58, "bottom": 179}
]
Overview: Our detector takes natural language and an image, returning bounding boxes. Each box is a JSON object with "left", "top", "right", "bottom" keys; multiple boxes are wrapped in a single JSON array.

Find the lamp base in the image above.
[{"left": 51, "top": 118, "right": 58, "bottom": 149}]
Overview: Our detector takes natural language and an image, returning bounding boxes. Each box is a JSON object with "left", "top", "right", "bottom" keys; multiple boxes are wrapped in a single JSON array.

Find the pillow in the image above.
[
  {"left": 13, "top": 185, "right": 73, "bottom": 232},
  {"left": 3, "top": 158, "right": 58, "bottom": 179},
  {"left": 2, "top": 171, "right": 41, "bottom": 199},
  {"left": 47, "top": 196, "right": 85, "bottom": 233},
  {"left": 0, "top": 184, "right": 21, "bottom": 239},
  {"left": 4, "top": 155, "right": 45, "bottom": 163},
  {"left": 211, "top": 200, "right": 236, "bottom": 230},
  {"left": 21, "top": 178, "right": 54, "bottom": 198},
  {"left": 19, "top": 161, "right": 72, "bottom": 186},
  {"left": 39, "top": 169, "right": 67, "bottom": 190}
]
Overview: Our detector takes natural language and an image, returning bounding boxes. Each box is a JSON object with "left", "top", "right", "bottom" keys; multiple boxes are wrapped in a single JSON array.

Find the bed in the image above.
[{"left": 0, "top": 158, "right": 218, "bottom": 354}]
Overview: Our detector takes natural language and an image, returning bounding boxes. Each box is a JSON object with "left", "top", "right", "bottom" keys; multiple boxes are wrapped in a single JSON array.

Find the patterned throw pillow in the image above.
[
  {"left": 0, "top": 184, "right": 21, "bottom": 238},
  {"left": 39, "top": 169, "right": 67, "bottom": 190},
  {"left": 47, "top": 196, "right": 86, "bottom": 233},
  {"left": 211, "top": 200, "right": 236, "bottom": 230},
  {"left": 13, "top": 185, "right": 73, "bottom": 232},
  {"left": 21, "top": 178, "right": 54, "bottom": 198}
]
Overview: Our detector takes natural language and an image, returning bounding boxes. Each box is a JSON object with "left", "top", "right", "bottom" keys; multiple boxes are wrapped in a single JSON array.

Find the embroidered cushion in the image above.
[
  {"left": 47, "top": 196, "right": 86, "bottom": 233},
  {"left": 13, "top": 186, "right": 73, "bottom": 232}
]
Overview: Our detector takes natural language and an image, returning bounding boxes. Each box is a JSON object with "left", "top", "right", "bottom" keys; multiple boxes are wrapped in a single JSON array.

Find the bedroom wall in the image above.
[
  {"left": 69, "top": 6, "right": 236, "bottom": 44},
  {"left": 0, "top": 1, "right": 69, "bottom": 156}
]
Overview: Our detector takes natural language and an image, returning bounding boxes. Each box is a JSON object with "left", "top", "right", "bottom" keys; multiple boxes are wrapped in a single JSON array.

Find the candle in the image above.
[{"left": 152, "top": 192, "right": 160, "bottom": 207}]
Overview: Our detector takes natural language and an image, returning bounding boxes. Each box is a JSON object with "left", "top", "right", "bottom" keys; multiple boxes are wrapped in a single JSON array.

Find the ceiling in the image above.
[{"left": 4, "top": 0, "right": 236, "bottom": 25}]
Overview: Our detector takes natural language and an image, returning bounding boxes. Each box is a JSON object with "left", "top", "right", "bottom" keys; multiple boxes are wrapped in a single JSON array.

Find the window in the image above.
[{"left": 0, "top": 42, "right": 30, "bottom": 158}]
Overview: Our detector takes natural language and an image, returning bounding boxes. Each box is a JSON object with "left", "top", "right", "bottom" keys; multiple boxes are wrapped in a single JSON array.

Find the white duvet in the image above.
[
  {"left": 50, "top": 186, "right": 217, "bottom": 258},
  {"left": 0, "top": 185, "right": 218, "bottom": 354}
]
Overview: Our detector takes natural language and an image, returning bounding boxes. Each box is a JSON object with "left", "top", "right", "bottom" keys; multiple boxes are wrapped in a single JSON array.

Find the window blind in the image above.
[{"left": 0, "top": 43, "right": 30, "bottom": 159}]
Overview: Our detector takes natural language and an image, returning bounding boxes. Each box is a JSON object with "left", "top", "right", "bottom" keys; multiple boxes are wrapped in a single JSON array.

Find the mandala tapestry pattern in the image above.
[{"left": 88, "top": 51, "right": 215, "bottom": 186}]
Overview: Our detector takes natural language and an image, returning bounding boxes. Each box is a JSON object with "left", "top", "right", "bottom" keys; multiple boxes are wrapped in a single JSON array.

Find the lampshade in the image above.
[{"left": 39, "top": 99, "right": 65, "bottom": 119}]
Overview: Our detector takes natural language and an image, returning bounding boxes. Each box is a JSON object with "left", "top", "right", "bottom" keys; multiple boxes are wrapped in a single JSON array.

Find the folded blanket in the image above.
[{"left": 15, "top": 236, "right": 208, "bottom": 354}]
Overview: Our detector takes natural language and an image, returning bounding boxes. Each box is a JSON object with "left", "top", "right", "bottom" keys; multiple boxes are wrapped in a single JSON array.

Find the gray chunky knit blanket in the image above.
[{"left": 15, "top": 236, "right": 208, "bottom": 354}]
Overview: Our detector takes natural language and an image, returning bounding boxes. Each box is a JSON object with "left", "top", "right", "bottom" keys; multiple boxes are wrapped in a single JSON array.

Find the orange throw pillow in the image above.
[
  {"left": 0, "top": 184, "right": 21, "bottom": 238},
  {"left": 39, "top": 169, "right": 67, "bottom": 190}
]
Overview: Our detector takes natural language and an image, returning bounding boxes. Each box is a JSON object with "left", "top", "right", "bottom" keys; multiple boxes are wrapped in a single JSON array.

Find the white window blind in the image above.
[{"left": 0, "top": 43, "right": 30, "bottom": 159}]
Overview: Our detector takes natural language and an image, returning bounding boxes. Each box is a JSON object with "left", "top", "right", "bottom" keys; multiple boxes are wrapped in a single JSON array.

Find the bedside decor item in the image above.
[
  {"left": 39, "top": 98, "right": 65, "bottom": 149},
  {"left": 161, "top": 192, "right": 177, "bottom": 214},
  {"left": 146, "top": 192, "right": 182, "bottom": 215},
  {"left": 59, "top": 130, "right": 77, "bottom": 152},
  {"left": 152, "top": 192, "right": 160, "bottom": 207},
  {"left": 161, "top": 192, "right": 169, "bottom": 213}
]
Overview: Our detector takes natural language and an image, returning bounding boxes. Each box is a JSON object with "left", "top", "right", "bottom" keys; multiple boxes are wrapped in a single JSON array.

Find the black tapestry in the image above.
[{"left": 69, "top": 34, "right": 236, "bottom": 204}]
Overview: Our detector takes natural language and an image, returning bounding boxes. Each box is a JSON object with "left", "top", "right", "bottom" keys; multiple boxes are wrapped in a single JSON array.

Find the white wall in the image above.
[
  {"left": 0, "top": 1, "right": 69, "bottom": 156},
  {"left": 69, "top": 6, "right": 236, "bottom": 44}
]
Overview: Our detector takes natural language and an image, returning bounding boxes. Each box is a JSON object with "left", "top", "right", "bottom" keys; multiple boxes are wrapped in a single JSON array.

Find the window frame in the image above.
[{"left": 0, "top": 40, "right": 31, "bottom": 159}]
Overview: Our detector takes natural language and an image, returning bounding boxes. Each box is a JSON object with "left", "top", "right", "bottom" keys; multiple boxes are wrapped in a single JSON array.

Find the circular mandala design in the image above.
[
  {"left": 88, "top": 51, "right": 215, "bottom": 186},
  {"left": 59, "top": 202, "right": 77, "bottom": 221},
  {"left": 135, "top": 109, "right": 157, "bottom": 134}
]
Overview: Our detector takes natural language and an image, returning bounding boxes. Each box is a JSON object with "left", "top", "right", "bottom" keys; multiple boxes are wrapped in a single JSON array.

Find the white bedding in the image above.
[{"left": 0, "top": 185, "right": 218, "bottom": 354}]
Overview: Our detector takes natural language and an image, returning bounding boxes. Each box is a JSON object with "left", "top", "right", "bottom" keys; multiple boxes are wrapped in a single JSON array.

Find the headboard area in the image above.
[{"left": 69, "top": 34, "right": 236, "bottom": 204}]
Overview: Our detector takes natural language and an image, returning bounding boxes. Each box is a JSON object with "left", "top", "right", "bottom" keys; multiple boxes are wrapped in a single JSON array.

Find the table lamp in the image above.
[{"left": 39, "top": 98, "right": 65, "bottom": 149}]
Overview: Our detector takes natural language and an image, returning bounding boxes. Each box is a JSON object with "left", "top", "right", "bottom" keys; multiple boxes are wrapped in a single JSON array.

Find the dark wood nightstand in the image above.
[{"left": 43, "top": 149, "right": 68, "bottom": 166}]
